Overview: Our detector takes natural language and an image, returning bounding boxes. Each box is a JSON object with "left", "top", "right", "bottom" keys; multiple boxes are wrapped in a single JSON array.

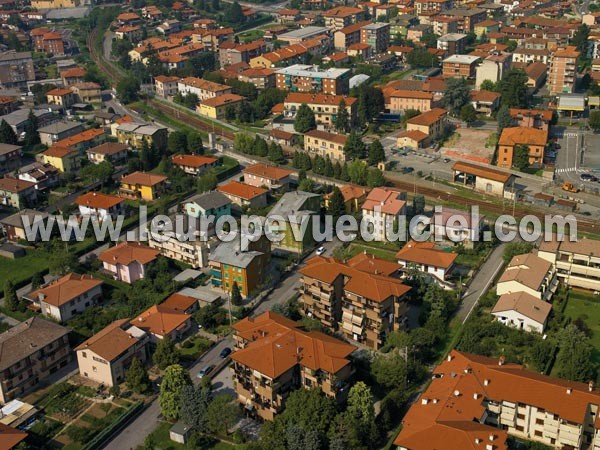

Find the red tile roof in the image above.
[
  {"left": 396, "top": 240, "right": 457, "bottom": 269},
  {"left": 29, "top": 273, "right": 102, "bottom": 308},
  {"left": 217, "top": 181, "right": 267, "bottom": 200},
  {"left": 99, "top": 242, "right": 160, "bottom": 266},
  {"left": 171, "top": 154, "right": 218, "bottom": 168},
  {"left": 75, "top": 192, "right": 124, "bottom": 210}
]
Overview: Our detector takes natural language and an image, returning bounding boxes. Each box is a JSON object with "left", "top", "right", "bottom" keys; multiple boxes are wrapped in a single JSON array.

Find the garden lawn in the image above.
[
  {"left": 347, "top": 242, "right": 398, "bottom": 261},
  {"left": 139, "top": 422, "right": 240, "bottom": 450},
  {"left": 563, "top": 291, "right": 600, "bottom": 364},
  {"left": 0, "top": 248, "right": 50, "bottom": 286}
]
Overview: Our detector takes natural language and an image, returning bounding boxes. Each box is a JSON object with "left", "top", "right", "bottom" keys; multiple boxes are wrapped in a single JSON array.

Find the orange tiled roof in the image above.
[
  {"left": 469, "top": 90, "right": 501, "bottom": 103},
  {"left": 498, "top": 127, "right": 548, "bottom": 147},
  {"left": 55, "top": 128, "right": 104, "bottom": 147},
  {"left": 43, "top": 145, "right": 77, "bottom": 158},
  {"left": 0, "top": 423, "right": 27, "bottom": 450},
  {"left": 0, "top": 177, "right": 35, "bottom": 193},
  {"left": 99, "top": 241, "right": 160, "bottom": 266},
  {"left": 178, "top": 77, "right": 231, "bottom": 92},
  {"left": 132, "top": 303, "right": 191, "bottom": 337},
  {"left": 231, "top": 311, "right": 355, "bottom": 379},
  {"left": 217, "top": 181, "right": 267, "bottom": 200},
  {"left": 75, "top": 192, "right": 124, "bottom": 210},
  {"left": 362, "top": 187, "right": 406, "bottom": 215},
  {"left": 243, "top": 163, "right": 293, "bottom": 181},
  {"left": 200, "top": 93, "right": 245, "bottom": 108},
  {"left": 323, "top": 5, "right": 363, "bottom": 17},
  {"left": 406, "top": 108, "right": 448, "bottom": 126},
  {"left": 285, "top": 92, "right": 357, "bottom": 106},
  {"left": 46, "top": 87, "right": 73, "bottom": 96},
  {"left": 305, "top": 129, "right": 347, "bottom": 145},
  {"left": 171, "top": 154, "right": 218, "bottom": 168},
  {"left": 120, "top": 171, "right": 167, "bottom": 186},
  {"left": 29, "top": 273, "right": 102, "bottom": 308},
  {"left": 396, "top": 240, "right": 457, "bottom": 269},
  {"left": 398, "top": 130, "right": 428, "bottom": 142}
]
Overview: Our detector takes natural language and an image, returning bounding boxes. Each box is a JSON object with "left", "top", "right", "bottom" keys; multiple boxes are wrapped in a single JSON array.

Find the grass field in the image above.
[
  {"left": 139, "top": 422, "right": 240, "bottom": 450},
  {"left": 563, "top": 290, "right": 600, "bottom": 363},
  {"left": 0, "top": 248, "right": 50, "bottom": 286}
]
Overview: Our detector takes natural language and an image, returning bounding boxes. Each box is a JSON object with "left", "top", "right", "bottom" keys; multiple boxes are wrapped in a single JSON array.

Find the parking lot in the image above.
[{"left": 583, "top": 133, "right": 600, "bottom": 171}]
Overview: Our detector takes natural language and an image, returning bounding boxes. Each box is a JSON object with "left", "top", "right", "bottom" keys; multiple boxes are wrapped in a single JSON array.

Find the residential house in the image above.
[
  {"left": 219, "top": 40, "right": 267, "bottom": 67},
  {"left": 231, "top": 312, "right": 355, "bottom": 421},
  {"left": 0, "top": 317, "right": 71, "bottom": 404},
  {"left": 171, "top": 154, "right": 218, "bottom": 176},
  {"left": 303, "top": 130, "right": 348, "bottom": 161},
  {"left": 61, "top": 67, "right": 86, "bottom": 86},
  {"left": 491, "top": 291, "right": 552, "bottom": 333},
  {"left": 119, "top": 171, "right": 167, "bottom": 201},
  {"left": 431, "top": 206, "right": 485, "bottom": 248},
  {"left": 217, "top": 181, "right": 268, "bottom": 209},
  {"left": 0, "top": 424, "right": 27, "bottom": 449},
  {"left": 209, "top": 234, "right": 271, "bottom": 297},
  {"left": 25, "top": 273, "right": 103, "bottom": 322},
  {"left": 361, "top": 187, "right": 407, "bottom": 241},
  {"left": 396, "top": 130, "right": 429, "bottom": 149},
  {"left": 395, "top": 350, "right": 600, "bottom": 450},
  {"left": 115, "top": 26, "right": 143, "bottom": 42},
  {"left": 267, "top": 191, "right": 321, "bottom": 254},
  {"left": 70, "top": 82, "right": 102, "bottom": 105},
  {"left": 0, "top": 209, "right": 48, "bottom": 242},
  {"left": 268, "top": 129, "right": 298, "bottom": 147},
  {"left": 0, "top": 177, "right": 36, "bottom": 209},
  {"left": 37, "top": 121, "right": 84, "bottom": 147},
  {"left": 17, "top": 163, "right": 60, "bottom": 191},
  {"left": 243, "top": 163, "right": 293, "bottom": 192},
  {"left": 442, "top": 54, "right": 481, "bottom": 78},
  {"left": 452, "top": 161, "right": 517, "bottom": 198},
  {"left": 509, "top": 108, "right": 553, "bottom": 131},
  {"left": 154, "top": 75, "right": 180, "bottom": 98},
  {"left": 383, "top": 89, "right": 433, "bottom": 114},
  {"left": 40, "top": 146, "right": 80, "bottom": 173},
  {"left": 238, "top": 68, "right": 276, "bottom": 90},
  {"left": 324, "top": 185, "right": 369, "bottom": 213},
  {"left": 497, "top": 126, "right": 548, "bottom": 168},
  {"left": 177, "top": 77, "right": 232, "bottom": 101},
  {"left": 132, "top": 296, "right": 193, "bottom": 342},
  {"left": 183, "top": 191, "right": 232, "bottom": 220},
  {"left": 469, "top": 90, "right": 501, "bottom": 115},
  {"left": 0, "top": 144, "right": 22, "bottom": 176},
  {"left": 197, "top": 94, "right": 246, "bottom": 119},
  {"left": 75, "top": 319, "right": 149, "bottom": 386},
  {"left": 0, "top": 51, "right": 35, "bottom": 88},
  {"left": 396, "top": 240, "right": 457, "bottom": 282},
  {"left": 524, "top": 61, "right": 548, "bottom": 89},
  {"left": 496, "top": 252, "right": 557, "bottom": 301},
  {"left": 323, "top": 6, "right": 365, "bottom": 30},
  {"left": 54, "top": 128, "right": 106, "bottom": 152},
  {"left": 86, "top": 142, "right": 128, "bottom": 165},
  {"left": 283, "top": 93, "right": 357, "bottom": 128},
  {"left": 75, "top": 192, "right": 125, "bottom": 221},
  {"left": 115, "top": 123, "right": 168, "bottom": 151},
  {"left": 99, "top": 242, "right": 160, "bottom": 284},
  {"left": 45, "top": 88, "right": 76, "bottom": 109}
]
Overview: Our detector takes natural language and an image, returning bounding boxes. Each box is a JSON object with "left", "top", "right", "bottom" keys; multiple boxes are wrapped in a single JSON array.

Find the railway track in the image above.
[
  {"left": 87, "top": 26, "right": 125, "bottom": 87},
  {"left": 386, "top": 175, "right": 600, "bottom": 235}
]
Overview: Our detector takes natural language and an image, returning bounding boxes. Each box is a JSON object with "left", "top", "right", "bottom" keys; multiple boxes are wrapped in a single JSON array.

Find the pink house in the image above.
[{"left": 98, "top": 242, "right": 160, "bottom": 284}]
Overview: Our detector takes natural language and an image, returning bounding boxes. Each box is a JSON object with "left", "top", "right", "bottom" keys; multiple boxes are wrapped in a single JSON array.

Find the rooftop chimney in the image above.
[
  {"left": 498, "top": 355, "right": 505, "bottom": 366},
  {"left": 447, "top": 354, "right": 453, "bottom": 362},
  {"left": 567, "top": 388, "right": 572, "bottom": 394},
  {"left": 453, "top": 389, "right": 460, "bottom": 397},
  {"left": 421, "top": 398, "right": 428, "bottom": 405},
  {"left": 484, "top": 379, "right": 490, "bottom": 386},
  {"left": 590, "top": 381, "right": 595, "bottom": 392}
]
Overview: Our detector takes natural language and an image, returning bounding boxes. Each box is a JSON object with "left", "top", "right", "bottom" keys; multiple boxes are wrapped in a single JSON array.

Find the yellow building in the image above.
[
  {"left": 197, "top": 94, "right": 246, "bottom": 119},
  {"left": 119, "top": 171, "right": 167, "bottom": 201},
  {"left": 46, "top": 87, "right": 75, "bottom": 108},
  {"left": 41, "top": 146, "right": 80, "bottom": 172},
  {"left": 406, "top": 108, "right": 448, "bottom": 140},
  {"left": 31, "top": 0, "right": 79, "bottom": 8}
]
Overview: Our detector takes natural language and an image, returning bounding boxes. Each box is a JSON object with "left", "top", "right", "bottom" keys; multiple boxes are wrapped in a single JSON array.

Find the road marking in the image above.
[{"left": 555, "top": 168, "right": 587, "bottom": 174}]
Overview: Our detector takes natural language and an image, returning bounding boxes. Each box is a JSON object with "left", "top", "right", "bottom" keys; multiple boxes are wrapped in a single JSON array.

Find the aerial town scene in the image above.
[{"left": 2, "top": 0, "right": 600, "bottom": 448}]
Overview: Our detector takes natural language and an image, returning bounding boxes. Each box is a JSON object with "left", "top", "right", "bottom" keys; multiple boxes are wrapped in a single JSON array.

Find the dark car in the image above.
[
  {"left": 219, "top": 347, "right": 232, "bottom": 359},
  {"left": 402, "top": 167, "right": 415, "bottom": 174},
  {"left": 581, "top": 173, "right": 594, "bottom": 181}
]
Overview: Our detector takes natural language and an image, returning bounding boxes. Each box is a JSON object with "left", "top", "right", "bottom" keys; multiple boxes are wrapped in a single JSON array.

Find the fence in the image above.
[{"left": 81, "top": 400, "right": 144, "bottom": 450}]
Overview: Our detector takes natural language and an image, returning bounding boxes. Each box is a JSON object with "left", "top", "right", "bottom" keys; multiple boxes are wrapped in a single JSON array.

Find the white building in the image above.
[
  {"left": 491, "top": 291, "right": 552, "bottom": 333},
  {"left": 496, "top": 253, "right": 557, "bottom": 301},
  {"left": 75, "top": 192, "right": 125, "bottom": 221},
  {"left": 396, "top": 240, "right": 457, "bottom": 282}
]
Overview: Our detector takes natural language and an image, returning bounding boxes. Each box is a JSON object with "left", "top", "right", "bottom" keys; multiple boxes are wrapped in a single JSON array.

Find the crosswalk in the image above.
[{"left": 555, "top": 167, "right": 586, "bottom": 174}]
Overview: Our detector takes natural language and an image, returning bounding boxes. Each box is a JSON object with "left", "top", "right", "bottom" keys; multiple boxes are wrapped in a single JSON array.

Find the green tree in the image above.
[
  {"left": 347, "top": 381, "right": 375, "bottom": 425},
  {"left": 440, "top": 77, "right": 470, "bottom": 116},
  {"left": 206, "top": 394, "right": 240, "bottom": 435},
  {"left": 503, "top": 241, "right": 534, "bottom": 263},
  {"left": 334, "top": 99, "right": 350, "bottom": 133},
  {"left": 343, "top": 132, "right": 365, "bottom": 160},
  {"left": 348, "top": 160, "right": 368, "bottom": 185},
  {"left": 401, "top": 108, "right": 421, "bottom": 124},
  {"left": 125, "top": 357, "right": 150, "bottom": 394},
  {"left": 294, "top": 104, "right": 317, "bottom": 133},
  {"left": 496, "top": 105, "right": 513, "bottom": 134},
  {"left": 48, "top": 241, "right": 78, "bottom": 275},
  {"left": 227, "top": 1, "right": 244, "bottom": 23},
  {"left": 187, "top": 132, "right": 204, "bottom": 154},
  {"left": 357, "top": 85, "right": 384, "bottom": 125},
  {"left": 116, "top": 77, "right": 140, "bottom": 104},
  {"left": 159, "top": 364, "right": 192, "bottom": 420},
  {"left": 31, "top": 272, "right": 44, "bottom": 290},
  {"left": 167, "top": 131, "right": 188, "bottom": 154},
  {"left": 497, "top": 69, "right": 528, "bottom": 108},
  {"left": 197, "top": 172, "right": 218, "bottom": 192},
  {"left": 513, "top": 144, "right": 530, "bottom": 171},
  {"left": 460, "top": 104, "right": 476, "bottom": 125},
  {"left": 4, "top": 280, "right": 18, "bottom": 312},
  {"left": 279, "top": 388, "right": 336, "bottom": 436},
  {"left": 79, "top": 161, "right": 114, "bottom": 187},
  {"left": 327, "top": 186, "right": 345, "bottom": 218},
  {"left": 252, "top": 135, "right": 268, "bottom": 157},
  {"left": 406, "top": 48, "right": 439, "bottom": 69},
  {"left": 572, "top": 24, "right": 590, "bottom": 53},
  {"left": 231, "top": 281, "right": 242, "bottom": 306},
  {"left": 589, "top": 110, "right": 600, "bottom": 131},
  {"left": 367, "top": 167, "right": 385, "bottom": 187},
  {"left": 298, "top": 178, "right": 315, "bottom": 192},
  {"left": 0, "top": 119, "right": 17, "bottom": 145},
  {"left": 555, "top": 324, "right": 596, "bottom": 382},
  {"left": 371, "top": 352, "right": 407, "bottom": 389},
  {"left": 479, "top": 80, "right": 497, "bottom": 91},
  {"left": 180, "top": 384, "right": 211, "bottom": 430},
  {"left": 368, "top": 139, "right": 385, "bottom": 166},
  {"left": 153, "top": 336, "right": 179, "bottom": 369},
  {"left": 24, "top": 109, "right": 40, "bottom": 147},
  {"left": 268, "top": 141, "right": 284, "bottom": 164}
]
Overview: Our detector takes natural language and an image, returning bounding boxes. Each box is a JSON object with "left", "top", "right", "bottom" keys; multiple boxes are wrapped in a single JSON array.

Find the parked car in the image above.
[
  {"left": 581, "top": 173, "right": 594, "bottom": 181},
  {"left": 220, "top": 347, "right": 232, "bottom": 359},
  {"left": 316, "top": 246, "right": 326, "bottom": 255},
  {"left": 402, "top": 167, "right": 415, "bottom": 174},
  {"left": 197, "top": 365, "right": 215, "bottom": 378}
]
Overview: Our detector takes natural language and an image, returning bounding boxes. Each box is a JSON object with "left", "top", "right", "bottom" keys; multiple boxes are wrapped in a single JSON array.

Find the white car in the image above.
[{"left": 316, "top": 246, "right": 326, "bottom": 256}]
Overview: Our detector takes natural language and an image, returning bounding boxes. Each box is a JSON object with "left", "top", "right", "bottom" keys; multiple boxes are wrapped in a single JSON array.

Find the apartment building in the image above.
[
  {"left": 242, "top": 163, "right": 293, "bottom": 192},
  {"left": 209, "top": 235, "right": 270, "bottom": 297},
  {"left": 283, "top": 93, "right": 357, "bottom": 127},
  {"left": 323, "top": 6, "right": 365, "bottom": 30},
  {"left": 75, "top": 192, "right": 125, "bottom": 221},
  {"left": 0, "top": 317, "right": 71, "bottom": 404},
  {"left": 360, "top": 22, "right": 390, "bottom": 53},
  {"left": 497, "top": 126, "right": 548, "bottom": 168},
  {"left": 509, "top": 109, "right": 553, "bottom": 131},
  {"left": 171, "top": 154, "right": 218, "bottom": 176},
  {"left": 0, "top": 177, "right": 37, "bottom": 209},
  {"left": 333, "top": 20, "right": 372, "bottom": 51},
  {"left": 25, "top": 274, "right": 103, "bottom": 323},
  {"left": 538, "top": 236, "right": 600, "bottom": 292},
  {"left": 436, "top": 33, "right": 467, "bottom": 56},
  {"left": 219, "top": 40, "right": 267, "bottom": 67},
  {"left": 406, "top": 108, "right": 448, "bottom": 141},
  {"left": 231, "top": 312, "right": 355, "bottom": 421},
  {"left": 548, "top": 46, "right": 580, "bottom": 95},
  {"left": 267, "top": 191, "right": 321, "bottom": 254},
  {"left": 395, "top": 350, "right": 600, "bottom": 450},
  {"left": 304, "top": 130, "right": 347, "bottom": 161},
  {"left": 439, "top": 8, "right": 487, "bottom": 33},
  {"left": 361, "top": 187, "right": 407, "bottom": 241},
  {"left": 496, "top": 252, "right": 557, "bottom": 301},
  {"left": 76, "top": 319, "right": 149, "bottom": 387},
  {"left": 115, "top": 123, "right": 168, "bottom": 151},
  {"left": 475, "top": 53, "right": 512, "bottom": 89},
  {"left": 299, "top": 253, "right": 410, "bottom": 349},
  {"left": 0, "top": 144, "right": 22, "bottom": 176},
  {"left": 86, "top": 142, "right": 128, "bottom": 165},
  {"left": 177, "top": 77, "right": 232, "bottom": 101},
  {"left": 442, "top": 54, "right": 481, "bottom": 78},
  {"left": 237, "top": 68, "right": 276, "bottom": 90},
  {"left": 197, "top": 94, "right": 246, "bottom": 120},
  {"left": 217, "top": 181, "right": 268, "bottom": 209},
  {"left": 414, "top": 0, "right": 453, "bottom": 14},
  {"left": 147, "top": 230, "right": 209, "bottom": 269},
  {"left": 183, "top": 191, "right": 232, "bottom": 220},
  {"left": 384, "top": 89, "right": 433, "bottom": 114},
  {"left": 275, "top": 65, "right": 350, "bottom": 95},
  {"left": 0, "top": 51, "right": 35, "bottom": 88},
  {"left": 154, "top": 75, "right": 180, "bottom": 98}
]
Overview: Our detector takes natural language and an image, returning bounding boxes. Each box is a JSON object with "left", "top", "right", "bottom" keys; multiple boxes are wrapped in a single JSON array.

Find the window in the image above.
[{"left": 82, "top": 352, "right": 87, "bottom": 358}]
